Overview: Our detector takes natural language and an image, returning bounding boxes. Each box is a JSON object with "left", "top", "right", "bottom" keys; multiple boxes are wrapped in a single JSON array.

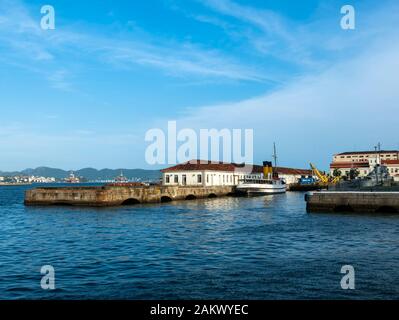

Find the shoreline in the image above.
[{"left": 0, "top": 183, "right": 32, "bottom": 186}]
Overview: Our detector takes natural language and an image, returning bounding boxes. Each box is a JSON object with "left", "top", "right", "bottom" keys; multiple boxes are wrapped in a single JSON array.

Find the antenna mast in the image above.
[{"left": 273, "top": 142, "right": 278, "bottom": 168}]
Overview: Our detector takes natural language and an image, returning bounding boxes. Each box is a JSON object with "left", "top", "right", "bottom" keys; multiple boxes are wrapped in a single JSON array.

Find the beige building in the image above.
[
  {"left": 161, "top": 160, "right": 313, "bottom": 187},
  {"left": 330, "top": 150, "right": 399, "bottom": 180}
]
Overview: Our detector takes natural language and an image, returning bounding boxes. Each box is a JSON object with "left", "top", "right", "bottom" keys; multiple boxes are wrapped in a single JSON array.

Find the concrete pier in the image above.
[
  {"left": 305, "top": 191, "right": 399, "bottom": 213},
  {"left": 24, "top": 185, "right": 235, "bottom": 207}
]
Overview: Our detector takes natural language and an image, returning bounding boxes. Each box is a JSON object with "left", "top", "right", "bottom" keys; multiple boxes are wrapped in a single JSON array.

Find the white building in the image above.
[
  {"left": 330, "top": 150, "right": 399, "bottom": 180},
  {"left": 29, "top": 176, "right": 56, "bottom": 183},
  {"left": 385, "top": 160, "right": 399, "bottom": 181},
  {"left": 161, "top": 160, "right": 313, "bottom": 187},
  {"left": 161, "top": 161, "right": 245, "bottom": 187},
  {"left": 273, "top": 167, "right": 314, "bottom": 185}
]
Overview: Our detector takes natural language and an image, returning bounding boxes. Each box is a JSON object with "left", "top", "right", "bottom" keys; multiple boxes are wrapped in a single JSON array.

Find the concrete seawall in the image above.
[
  {"left": 24, "top": 185, "right": 236, "bottom": 207},
  {"left": 306, "top": 191, "right": 399, "bottom": 213}
]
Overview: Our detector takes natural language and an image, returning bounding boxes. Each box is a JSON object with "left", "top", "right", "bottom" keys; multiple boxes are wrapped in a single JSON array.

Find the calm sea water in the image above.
[{"left": 1, "top": 184, "right": 399, "bottom": 300}]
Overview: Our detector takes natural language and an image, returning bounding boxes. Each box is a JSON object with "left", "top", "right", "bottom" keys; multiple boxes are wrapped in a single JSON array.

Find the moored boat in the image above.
[
  {"left": 236, "top": 176, "right": 286, "bottom": 195},
  {"left": 236, "top": 144, "right": 287, "bottom": 195},
  {"left": 64, "top": 172, "right": 80, "bottom": 183}
]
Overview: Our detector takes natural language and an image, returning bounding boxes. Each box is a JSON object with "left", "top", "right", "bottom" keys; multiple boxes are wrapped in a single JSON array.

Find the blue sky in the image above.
[{"left": 1, "top": 0, "right": 399, "bottom": 171}]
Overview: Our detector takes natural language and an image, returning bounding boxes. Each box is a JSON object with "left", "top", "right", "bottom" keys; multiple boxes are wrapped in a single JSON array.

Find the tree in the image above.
[
  {"left": 349, "top": 168, "right": 360, "bottom": 180},
  {"left": 333, "top": 168, "right": 342, "bottom": 178}
]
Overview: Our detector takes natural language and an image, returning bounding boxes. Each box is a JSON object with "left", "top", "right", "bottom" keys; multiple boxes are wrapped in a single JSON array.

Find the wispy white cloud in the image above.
[
  {"left": 202, "top": 0, "right": 294, "bottom": 39},
  {"left": 2, "top": 0, "right": 399, "bottom": 170},
  {"left": 95, "top": 39, "right": 266, "bottom": 81},
  {"left": 0, "top": 0, "right": 72, "bottom": 89},
  {"left": 153, "top": 16, "right": 399, "bottom": 169},
  {"left": 194, "top": 0, "right": 316, "bottom": 66},
  {"left": 0, "top": 0, "right": 270, "bottom": 87},
  {"left": 195, "top": 0, "right": 399, "bottom": 70}
]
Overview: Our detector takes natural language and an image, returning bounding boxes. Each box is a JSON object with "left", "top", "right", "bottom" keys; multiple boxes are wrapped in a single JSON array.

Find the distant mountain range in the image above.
[{"left": 0, "top": 167, "right": 162, "bottom": 181}]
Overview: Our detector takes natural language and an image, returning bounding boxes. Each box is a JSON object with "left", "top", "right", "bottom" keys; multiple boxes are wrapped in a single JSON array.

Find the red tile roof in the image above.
[
  {"left": 161, "top": 160, "right": 241, "bottom": 172},
  {"left": 276, "top": 167, "right": 313, "bottom": 175},
  {"left": 161, "top": 160, "right": 312, "bottom": 175},
  {"left": 336, "top": 150, "right": 399, "bottom": 156},
  {"left": 249, "top": 165, "right": 313, "bottom": 175}
]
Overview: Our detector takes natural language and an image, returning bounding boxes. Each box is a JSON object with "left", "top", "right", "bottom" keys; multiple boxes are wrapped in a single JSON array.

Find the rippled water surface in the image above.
[{"left": 1, "top": 184, "right": 399, "bottom": 299}]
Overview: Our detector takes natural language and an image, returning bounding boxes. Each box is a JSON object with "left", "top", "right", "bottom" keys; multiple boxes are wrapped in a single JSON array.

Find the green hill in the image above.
[{"left": 0, "top": 167, "right": 161, "bottom": 181}]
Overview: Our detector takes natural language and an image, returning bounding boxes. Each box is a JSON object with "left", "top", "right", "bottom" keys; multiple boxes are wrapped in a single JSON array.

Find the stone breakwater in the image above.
[
  {"left": 305, "top": 191, "right": 399, "bottom": 213},
  {"left": 24, "top": 185, "right": 236, "bottom": 207}
]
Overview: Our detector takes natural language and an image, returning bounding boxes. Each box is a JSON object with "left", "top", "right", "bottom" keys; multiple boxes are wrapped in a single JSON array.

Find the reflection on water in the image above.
[{"left": 1, "top": 185, "right": 399, "bottom": 299}]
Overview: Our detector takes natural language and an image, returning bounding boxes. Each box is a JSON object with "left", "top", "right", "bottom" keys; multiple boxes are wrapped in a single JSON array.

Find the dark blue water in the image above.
[{"left": 1, "top": 184, "right": 399, "bottom": 299}]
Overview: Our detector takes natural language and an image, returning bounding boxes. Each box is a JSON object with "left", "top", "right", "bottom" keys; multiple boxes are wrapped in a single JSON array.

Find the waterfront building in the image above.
[
  {"left": 0, "top": 175, "right": 56, "bottom": 184},
  {"left": 29, "top": 176, "right": 56, "bottom": 183},
  {"left": 330, "top": 150, "right": 399, "bottom": 180},
  {"left": 161, "top": 160, "right": 313, "bottom": 187}
]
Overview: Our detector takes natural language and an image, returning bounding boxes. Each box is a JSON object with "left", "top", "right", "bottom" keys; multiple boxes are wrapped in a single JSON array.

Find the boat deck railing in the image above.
[{"left": 239, "top": 178, "right": 284, "bottom": 185}]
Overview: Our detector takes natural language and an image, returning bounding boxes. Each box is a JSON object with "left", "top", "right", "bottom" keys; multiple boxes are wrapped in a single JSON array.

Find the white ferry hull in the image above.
[{"left": 236, "top": 183, "right": 287, "bottom": 195}]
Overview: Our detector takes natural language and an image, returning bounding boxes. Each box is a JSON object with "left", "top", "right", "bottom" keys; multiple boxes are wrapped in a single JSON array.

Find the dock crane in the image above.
[{"left": 310, "top": 163, "right": 340, "bottom": 185}]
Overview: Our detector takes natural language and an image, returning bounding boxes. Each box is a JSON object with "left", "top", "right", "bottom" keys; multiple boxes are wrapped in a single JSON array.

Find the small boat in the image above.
[
  {"left": 288, "top": 176, "right": 325, "bottom": 191},
  {"left": 236, "top": 143, "right": 287, "bottom": 195}
]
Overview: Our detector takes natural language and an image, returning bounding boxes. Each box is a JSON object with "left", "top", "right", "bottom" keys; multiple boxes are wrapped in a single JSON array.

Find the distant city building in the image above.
[
  {"left": 0, "top": 175, "right": 56, "bottom": 184},
  {"left": 29, "top": 176, "right": 56, "bottom": 183},
  {"left": 161, "top": 160, "right": 313, "bottom": 187},
  {"left": 330, "top": 150, "right": 399, "bottom": 180}
]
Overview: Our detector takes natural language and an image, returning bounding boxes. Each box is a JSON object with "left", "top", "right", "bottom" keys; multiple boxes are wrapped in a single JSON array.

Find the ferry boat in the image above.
[
  {"left": 114, "top": 171, "right": 129, "bottom": 183},
  {"left": 64, "top": 172, "right": 80, "bottom": 183},
  {"left": 236, "top": 144, "right": 287, "bottom": 195},
  {"left": 236, "top": 176, "right": 286, "bottom": 195}
]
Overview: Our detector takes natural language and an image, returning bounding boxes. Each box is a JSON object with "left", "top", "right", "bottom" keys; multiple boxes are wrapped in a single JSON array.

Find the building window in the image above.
[
  {"left": 182, "top": 174, "right": 187, "bottom": 185},
  {"left": 165, "top": 175, "right": 170, "bottom": 183},
  {"left": 197, "top": 174, "right": 202, "bottom": 183},
  {"left": 207, "top": 175, "right": 209, "bottom": 183},
  {"left": 174, "top": 175, "right": 179, "bottom": 183}
]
